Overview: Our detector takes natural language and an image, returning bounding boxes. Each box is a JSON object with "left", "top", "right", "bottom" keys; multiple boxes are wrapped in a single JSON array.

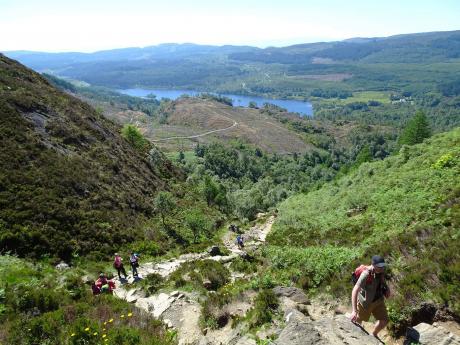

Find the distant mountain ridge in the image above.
[{"left": 5, "top": 30, "right": 460, "bottom": 67}]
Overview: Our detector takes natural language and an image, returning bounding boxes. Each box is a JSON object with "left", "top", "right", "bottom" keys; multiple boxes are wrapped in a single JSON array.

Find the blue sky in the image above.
[{"left": 1, "top": 0, "right": 459, "bottom": 52}]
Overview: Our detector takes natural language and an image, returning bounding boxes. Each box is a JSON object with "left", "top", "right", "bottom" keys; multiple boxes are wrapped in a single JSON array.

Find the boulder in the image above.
[
  {"left": 313, "top": 315, "right": 382, "bottom": 345},
  {"left": 55, "top": 261, "right": 70, "bottom": 270},
  {"left": 406, "top": 322, "right": 460, "bottom": 345},
  {"left": 272, "top": 286, "right": 309, "bottom": 305},
  {"left": 208, "top": 246, "right": 222, "bottom": 256},
  {"left": 275, "top": 309, "right": 325, "bottom": 345}
]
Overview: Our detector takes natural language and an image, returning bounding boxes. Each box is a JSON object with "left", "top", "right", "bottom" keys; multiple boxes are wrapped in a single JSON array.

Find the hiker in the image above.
[
  {"left": 91, "top": 282, "right": 101, "bottom": 295},
  {"left": 113, "top": 252, "right": 127, "bottom": 280},
  {"left": 95, "top": 273, "right": 115, "bottom": 294},
  {"left": 350, "top": 255, "right": 390, "bottom": 338},
  {"left": 236, "top": 234, "right": 244, "bottom": 249},
  {"left": 129, "top": 252, "right": 140, "bottom": 277}
]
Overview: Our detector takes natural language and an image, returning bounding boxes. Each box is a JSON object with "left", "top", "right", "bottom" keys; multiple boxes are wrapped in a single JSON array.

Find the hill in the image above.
[
  {"left": 0, "top": 54, "right": 180, "bottom": 260},
  {"left": 4, "top": 31, "right": 460, "bottom": 101},
  {"left": 267, "top": 127, "right": 460, "bottom": 333},
  {"left": 120, "top": 97, "right": 315, "bottom": 154}
]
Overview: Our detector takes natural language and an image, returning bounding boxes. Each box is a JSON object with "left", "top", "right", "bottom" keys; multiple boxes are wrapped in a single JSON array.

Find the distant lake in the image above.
[{"left": 118, "top": 88, "right": 313, "bottom": 116}]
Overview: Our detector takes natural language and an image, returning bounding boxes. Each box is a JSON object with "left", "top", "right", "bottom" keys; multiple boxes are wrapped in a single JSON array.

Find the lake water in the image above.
[{"left": 118, "top": 88, "right": 313, "bottom": 116}]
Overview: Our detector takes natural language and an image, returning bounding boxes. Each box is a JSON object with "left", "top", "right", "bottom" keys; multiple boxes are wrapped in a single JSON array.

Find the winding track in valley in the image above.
[{"left": 151, "top": 121, "right": 238, "bottom": 142}]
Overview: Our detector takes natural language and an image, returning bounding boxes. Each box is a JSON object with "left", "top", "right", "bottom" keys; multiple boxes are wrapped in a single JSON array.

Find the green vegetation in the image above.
[
  {"left": 248, "top": 289, "right": 279, "bottom": 328},
  {"left": 0, "top": 255, "right": 177, "bottom": 345},
  {"left": 269, "top": 128, "right": 460, "bottom": 333},
  {"left": 121, "top": 124, "right": 150, "bottom": 151},
  {"left": 398, "top": 110, "right": 431, "bottom": 146},
  {"left": 168, "top": 260, "right": 230, "bottom": 292}
]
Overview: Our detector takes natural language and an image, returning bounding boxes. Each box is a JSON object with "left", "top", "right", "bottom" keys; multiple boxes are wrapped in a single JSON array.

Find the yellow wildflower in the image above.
[
  {"left": 109, "top": 318, "right": 113, "bottom": 323},
  {"left": 127, "top": 312, "right": 133, "bottom": 317},
  {"left": 85, "top": 327, "right": 90, "bottom": 331},
  {"left": 93, "top": 332, "right": 98, "bottom": 336}
]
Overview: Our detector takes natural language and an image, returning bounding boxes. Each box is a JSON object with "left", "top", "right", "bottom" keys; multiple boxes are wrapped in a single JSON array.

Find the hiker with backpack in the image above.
[
  {"left": 113, "top": 253, "right": 127, "bottom": 280},
  {"left": 350, "top": 255, "right": 390, "bottom": 338},
  {"left": 129, "top": 252, "right": 140, "bottom": 277},
  {"left": 236, "top": 234, "right": 244, "bottom": 249}
]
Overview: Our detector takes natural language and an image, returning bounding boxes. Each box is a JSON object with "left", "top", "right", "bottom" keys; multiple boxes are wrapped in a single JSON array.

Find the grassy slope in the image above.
[
  {"left": 0, "top": 255, "right": 177, "bottom": 345},
  {"left": 0, "top": 54, "right": 179, "bottom": 260},
  {"left": 267, "top": 128, "right": 460, "bottom": 329}
]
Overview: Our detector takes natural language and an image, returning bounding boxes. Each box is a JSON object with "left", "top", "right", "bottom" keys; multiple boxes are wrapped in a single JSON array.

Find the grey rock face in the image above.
[
  {"left": 406, "top": 323, "right": 460, "bottom": 345},
  {"left": 275, "top": 310, "right": 382, "bottom": 345},
  {"left": 314, "top": 314, "right": 381, "bottom": 345}
]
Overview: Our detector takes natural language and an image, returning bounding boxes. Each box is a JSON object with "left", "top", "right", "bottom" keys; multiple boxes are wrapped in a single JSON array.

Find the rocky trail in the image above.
[{"left": 109, "top": 215, "right": 460, "bottom": 345}]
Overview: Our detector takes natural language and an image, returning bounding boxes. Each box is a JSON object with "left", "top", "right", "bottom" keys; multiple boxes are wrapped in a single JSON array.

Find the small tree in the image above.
[
  {"left": 153, "top": 192, "right": 176, "bottom": 229},
  {"left": 121, "top": 124, "right": 149, "bottom": 151},
  {"left": 398, "top": 110, "right": 431, "bottom": 146},
  {"left": 353, "top": 145, "right": 372, "bottom": 168},
  {"left": 185, "top": 209, "right": 208, "bottom": 243},
  {"left": 178, "top": 151, "right": 185, "bottom": 163}
]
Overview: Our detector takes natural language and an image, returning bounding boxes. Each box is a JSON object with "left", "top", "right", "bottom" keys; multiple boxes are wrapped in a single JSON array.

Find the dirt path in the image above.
[
  {"left": 151, "top": 121, "right": 238, "bottom": 142},
  {"left": 112, "top": 215, "right": 275, "bottom": 345}
]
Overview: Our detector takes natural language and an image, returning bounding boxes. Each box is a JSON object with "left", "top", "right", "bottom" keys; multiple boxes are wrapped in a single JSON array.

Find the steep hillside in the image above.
[
  {"left": 0, "top": 54, "right": 179, "bottom": 260},
  {"left": 268, "top": 128, "right": 460, "bottom": 332}
]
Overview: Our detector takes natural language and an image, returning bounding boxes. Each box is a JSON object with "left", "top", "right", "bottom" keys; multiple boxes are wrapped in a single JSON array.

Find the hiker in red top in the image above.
[
  {"left": 113, "top": 253, "right": 128, "bottom": 280},
  {"left": 95, "top": 273, "right": 115, "bottom": 294},
  {"left": 350, "top": 255, "right": 390, "bottom": 339}
]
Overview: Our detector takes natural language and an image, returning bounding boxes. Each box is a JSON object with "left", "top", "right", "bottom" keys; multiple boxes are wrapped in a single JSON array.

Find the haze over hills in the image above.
[{"left": 5, "top": 30, "right": 460, "bottom": 98}]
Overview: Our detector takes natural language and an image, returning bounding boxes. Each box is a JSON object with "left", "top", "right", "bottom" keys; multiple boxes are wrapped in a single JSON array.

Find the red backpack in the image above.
[{"left": 351, "top": 265, "right": 374, "bottom": 285}]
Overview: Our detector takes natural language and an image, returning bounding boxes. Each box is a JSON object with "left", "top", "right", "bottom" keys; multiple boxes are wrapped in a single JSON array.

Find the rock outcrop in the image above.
[
  {"left": 406, "top": 322, "right": 460, "bottom": 345},
  {"left": 275, "top": 309, "right": 382, "bottom": 345}
]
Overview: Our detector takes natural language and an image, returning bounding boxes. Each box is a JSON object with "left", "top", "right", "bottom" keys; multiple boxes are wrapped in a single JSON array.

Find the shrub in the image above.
[
  {"left": 139, "top": 273, "right": 164, "bottom": 296},
  {"left": 249, "top": 289, "right": 279, "bottom": 327},
  {"left": 431, "top": 153, "right": 456, "bottom": 169},
  {"left": 6, "top": 284, "right": 62, "bottom": 314},
  {"left": 200, "top": 292, "right": 231, "bottom": 330},
  {"left": 121, "top": 124, "right": 149, "bottom": 151}
]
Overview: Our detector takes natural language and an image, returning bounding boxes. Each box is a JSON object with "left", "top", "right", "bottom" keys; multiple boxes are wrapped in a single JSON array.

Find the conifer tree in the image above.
[{"left": 398, "top": 110, "right": 431, "bottom": 146}]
